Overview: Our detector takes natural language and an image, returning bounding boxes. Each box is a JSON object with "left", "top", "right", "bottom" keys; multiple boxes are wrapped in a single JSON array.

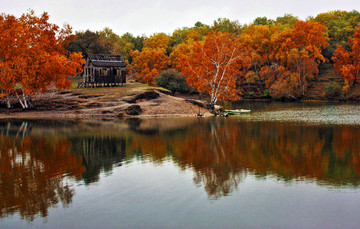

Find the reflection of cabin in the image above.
[{"left": 80, "top": 54, "right": 127, "bottom": 88}]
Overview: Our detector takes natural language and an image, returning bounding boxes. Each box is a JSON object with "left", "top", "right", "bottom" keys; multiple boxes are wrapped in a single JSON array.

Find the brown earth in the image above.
[{"left": 0, "top": 85, "right": 212, "bottom": 119}]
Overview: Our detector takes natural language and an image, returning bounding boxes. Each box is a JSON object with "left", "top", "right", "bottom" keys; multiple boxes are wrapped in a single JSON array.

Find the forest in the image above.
[
  {"left": 64, "top": 10, "right": 360, "bottom": 103},
  {"left": 1, "top": 10, "right": 360, "bottom": 107}
]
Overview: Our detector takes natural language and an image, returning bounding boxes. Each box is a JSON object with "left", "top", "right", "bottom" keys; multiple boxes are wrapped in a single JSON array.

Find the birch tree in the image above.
[{"left": 179, "top": 31, "right": 251, "bottom": 107}]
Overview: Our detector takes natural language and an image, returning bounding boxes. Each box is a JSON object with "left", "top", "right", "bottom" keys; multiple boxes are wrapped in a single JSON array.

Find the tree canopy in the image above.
[
  {"left": 0, "top": 10, "right": 84, "bottom": 108},
  {"left": 2, "top": 9, "right": 360, "bottom": 108}
]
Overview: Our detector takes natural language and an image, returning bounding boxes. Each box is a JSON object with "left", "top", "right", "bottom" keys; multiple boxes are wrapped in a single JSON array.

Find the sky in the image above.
[{"left": 1, "top": 0, "right": 359, "bottom": 36}]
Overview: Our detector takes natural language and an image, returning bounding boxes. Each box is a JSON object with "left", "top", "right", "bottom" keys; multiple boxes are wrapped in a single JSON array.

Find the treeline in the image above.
[{"left": 65, "top": 10, "right": 360, "bottom": 102}]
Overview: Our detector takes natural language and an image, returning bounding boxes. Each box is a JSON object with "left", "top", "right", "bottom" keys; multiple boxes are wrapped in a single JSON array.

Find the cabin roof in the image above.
[
  {"left": 91, "top": 60, "right": 127, "bottom": 67},
  {"left": 87, "top": 54, "right": 126, "bottom": 67}
]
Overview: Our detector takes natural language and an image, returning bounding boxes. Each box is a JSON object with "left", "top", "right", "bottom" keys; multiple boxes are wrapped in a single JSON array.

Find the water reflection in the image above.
[
  {"left": 0, "top": 121, "right": 84, "bottom": 221},
  {"left": 1, "top": 116, "right": 360, "bottom": 221}
]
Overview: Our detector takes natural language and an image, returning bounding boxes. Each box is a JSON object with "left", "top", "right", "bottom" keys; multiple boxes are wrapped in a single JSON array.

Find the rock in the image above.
[{"left": 125, "top": 105, "right": 143, "bottom": 115}]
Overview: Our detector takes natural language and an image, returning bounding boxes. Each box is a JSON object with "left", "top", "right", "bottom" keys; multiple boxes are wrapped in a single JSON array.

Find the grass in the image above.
[{"left": 66, "top": 77, "right": 168, "bottom": 97}]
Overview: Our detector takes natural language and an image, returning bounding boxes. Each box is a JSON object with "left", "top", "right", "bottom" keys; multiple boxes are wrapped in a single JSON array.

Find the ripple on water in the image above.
[{"left": 235, "top": 104, "right": 360, "bottom": 125}]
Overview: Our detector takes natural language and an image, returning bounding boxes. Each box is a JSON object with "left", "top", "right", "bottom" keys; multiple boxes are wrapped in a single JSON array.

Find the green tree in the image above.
[
  {"left": 155, "top": 69, "right": 193, "bottom": 94},
  {"left": 65, "top": 30, "right": 112, "bottom": 59},
  {"left": 211, "top": 18, "right": 242, "bottom": 34},
  {"left": 254, "top": 17, "right": 274, "bottom": 25},
  {"left": 275, "top": 14, "right": 298, "bottom": 29}
]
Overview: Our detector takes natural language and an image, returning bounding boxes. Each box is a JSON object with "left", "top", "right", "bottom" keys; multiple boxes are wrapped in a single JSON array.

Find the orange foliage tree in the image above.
[
  {"left": 270, "top": 21, "right": 329, "bottom": 99},
  {"left": 0, "top": 11, "right": 84, "bottom": 109},
  {"left": 241, "top": 24, "right": 279, "bottom": 92},
  {"left": 179, "top": 31, "right": 251, "bottom": 106},
  {"left": 129, "top": 33, "right": 169, "bottom": 85},
  {"left": 332, "top": 26, "right": 360, "bottom": 89},
  {"left": 243, "top": 20, "right": 329, "bottom": 99}
]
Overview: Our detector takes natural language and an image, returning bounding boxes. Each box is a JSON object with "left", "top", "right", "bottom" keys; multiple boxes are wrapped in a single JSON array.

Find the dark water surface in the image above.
[{"left": 1, "top": 103, "right": 360, "bottom": 228}]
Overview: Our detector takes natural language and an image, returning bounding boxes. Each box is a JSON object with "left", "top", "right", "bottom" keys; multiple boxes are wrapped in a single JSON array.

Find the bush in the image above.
[
  {"left": 325, "top": 82, "right": 341, "bottom": 99},
  {"left": 263, "top": 89, "right": 270, "bottom": 97},
  {"left": 155, "top": 69, "right": 193, "bottom": 94}
]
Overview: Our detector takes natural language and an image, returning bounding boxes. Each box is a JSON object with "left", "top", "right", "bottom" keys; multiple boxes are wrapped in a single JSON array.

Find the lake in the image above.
[{"left": 1, "top": 102, "right": 360, "bottom": 228}]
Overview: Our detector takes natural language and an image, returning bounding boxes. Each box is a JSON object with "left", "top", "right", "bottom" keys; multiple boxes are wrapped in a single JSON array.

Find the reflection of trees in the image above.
[
  {"left": 3, "top": 118, "right": 360, "bottom": 206},
  {"left": 70, "top": 135, "right": 127, "bottom": 184},
  {"left": 128, "top": 119, "right": 360, "bottom": 198},
  {"left": 172, "top": 119, "right": 246, "bottom": 199},
  {"left": 0, "top": 122, "right": 84, "bottom": 221}
]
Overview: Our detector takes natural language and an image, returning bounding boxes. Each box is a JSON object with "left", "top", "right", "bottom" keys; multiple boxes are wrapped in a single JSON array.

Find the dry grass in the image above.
[{"left": 66, "top": 77, "right": 166, "bottom": 96}]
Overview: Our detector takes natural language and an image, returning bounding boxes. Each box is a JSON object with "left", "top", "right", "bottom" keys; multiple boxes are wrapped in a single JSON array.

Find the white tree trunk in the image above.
[
  {"left": 15, "top": 91, "right": 26, "bottom": 109},
  {"left": 6, "top": 97, "right": 11, "bottom": 108}
]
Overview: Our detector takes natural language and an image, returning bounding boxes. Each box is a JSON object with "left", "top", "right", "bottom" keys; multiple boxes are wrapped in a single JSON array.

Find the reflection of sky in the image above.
[
  {"left": 3, "top": 159, "right": 360, "bottom": 228},
  {"left": 237, "top": 104, "right": 360, "bottom": 125}
]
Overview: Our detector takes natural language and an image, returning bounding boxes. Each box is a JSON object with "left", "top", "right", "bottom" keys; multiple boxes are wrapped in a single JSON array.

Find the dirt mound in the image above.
[
  {"left": 185, "top": 99, "right": 206, "bottom": 108},
  {"left": 125, "top": 91, "right": 160, "bottom": 103},
  {"left": 0, "top": 84, "right": 212, "bottom": 119}
]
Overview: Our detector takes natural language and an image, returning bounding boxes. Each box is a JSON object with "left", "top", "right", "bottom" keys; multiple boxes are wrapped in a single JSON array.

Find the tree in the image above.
[
  {"left": 241, "top": 24, "right": 279, "bottom": 90},
  {"left": 130, "top": 49, "right": 168, "bottom": 85},
  {"left": 179, "top": 31, "right": 251, "bottom": 106},
  {"left": 143, "top": 32, "right": 170, "bottom": 51},
  {"left": 129, "top": 33, "right": 170, "bottom": 85},
  {"left": 314, "top": 10, "right": 360, "bottom": 59},
  {"left": 253, "top": 17, "right": 274, "bottom": 25},
  {"left": 211, "top": 18, "right": 242, "bottom": 34},
  {"left": 0, "top": 10, "right": 84, "bottom": 109},
  {"left": 155, "top": 69, "right": 193, "bottom": 94},
  {"left": 65, "top": 30, "right": 112, "bottom": 59},
  {"left": 275, "top": 14, "right": 298, "bottom": 29},
  {"left": 266, "top": 20, "right": 329, "bottom": 99},
  {"left": 332, "top": 26, "right": 360, "bottom": 89}
]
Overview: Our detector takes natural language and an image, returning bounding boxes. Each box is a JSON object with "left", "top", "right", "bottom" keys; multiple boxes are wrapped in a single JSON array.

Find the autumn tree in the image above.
[
  {"left": 332, "top": 26, "right": 360, "bottom": 89},
  {"left": 241, "top": 24, "right": 279, "bottom": 92},
  {"left": 179, "top": 31, "right": 251, "bottom": 106},
  {"left": 143, "top": 33, "right": 170, "bottom": 50},
  {"left": 129, "top": 33, "right": 169, "bottom": 85},
  {"left": 314, "top": 10, "right": 360, "bottom": 59},
  {"left": 257, "top": 21, "right": 328, "bottom": 99},
  {"left": 0, "top": 11, "right": 84, "bottom": 109}
]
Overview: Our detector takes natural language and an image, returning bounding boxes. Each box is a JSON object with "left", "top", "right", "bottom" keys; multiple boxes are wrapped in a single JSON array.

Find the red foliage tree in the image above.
[{"left": 0, "top": 11, "right": 84, "bottom": 108}]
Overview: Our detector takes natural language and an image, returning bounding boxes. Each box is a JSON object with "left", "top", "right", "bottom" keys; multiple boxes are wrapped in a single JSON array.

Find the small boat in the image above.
[{"left": 225, "top": 109, "right": 251, "bottom": 115}]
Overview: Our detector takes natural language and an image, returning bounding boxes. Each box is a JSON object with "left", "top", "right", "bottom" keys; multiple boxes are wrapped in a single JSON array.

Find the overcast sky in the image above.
[{"left": 1, "top": 0, "right": 359, "bottom": 36}]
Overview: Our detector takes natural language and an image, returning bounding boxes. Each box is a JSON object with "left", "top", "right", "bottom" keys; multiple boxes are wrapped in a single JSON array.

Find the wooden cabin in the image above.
[{"left": 81, "top": 54, "right": 127, "bottom": 88}]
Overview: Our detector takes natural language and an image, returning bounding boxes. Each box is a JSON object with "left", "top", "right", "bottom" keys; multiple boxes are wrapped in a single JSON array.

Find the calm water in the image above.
[{"left": 1, "top": 102, "right": 360, "bottom": 228}]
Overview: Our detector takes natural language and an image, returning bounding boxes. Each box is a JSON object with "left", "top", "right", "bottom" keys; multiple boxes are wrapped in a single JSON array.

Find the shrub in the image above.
[
  {"left": 263, "top": 89, "right": 270, "bottom": 97},
  {"left": 325, "top": 82, "right": 341, "bottom": 99},
  {"left": 155, "top": 69, "right": 193, "bottom": 94}
]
